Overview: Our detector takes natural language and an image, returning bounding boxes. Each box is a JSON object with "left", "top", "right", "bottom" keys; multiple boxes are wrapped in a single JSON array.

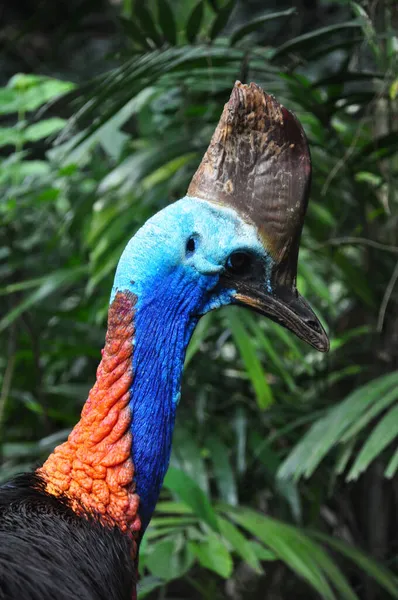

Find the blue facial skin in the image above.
[{"left": 111, "top": 196, "right": 272, "bottom": 529}]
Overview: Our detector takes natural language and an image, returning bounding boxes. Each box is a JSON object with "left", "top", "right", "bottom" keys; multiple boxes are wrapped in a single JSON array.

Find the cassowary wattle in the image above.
[{"left": 0, "top": 82, "right": 329, "bottom": 600}]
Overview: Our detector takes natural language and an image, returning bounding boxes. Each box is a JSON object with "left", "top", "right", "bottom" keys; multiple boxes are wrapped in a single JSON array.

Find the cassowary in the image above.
[{"left": 0, "top": 82, "right": 329, "bottom": 600}]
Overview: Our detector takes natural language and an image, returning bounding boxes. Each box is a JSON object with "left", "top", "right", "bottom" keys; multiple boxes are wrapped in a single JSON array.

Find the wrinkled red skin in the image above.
[{"left": 38, "top": 291, "right": 141, "bottom": 585}]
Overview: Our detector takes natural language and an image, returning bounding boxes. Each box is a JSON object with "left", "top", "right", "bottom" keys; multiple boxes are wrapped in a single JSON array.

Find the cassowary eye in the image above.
[
  {"left": 186, "top": 236, "right": 196, "bottom": 255},
  {"left": 226, "top": 251, "right": 253, "bottom": 275}
]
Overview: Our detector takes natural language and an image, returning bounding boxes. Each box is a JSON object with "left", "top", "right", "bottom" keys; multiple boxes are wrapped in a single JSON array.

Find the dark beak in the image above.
[{"left": 230, "top": 281, "right": 329, "bottom": 353}]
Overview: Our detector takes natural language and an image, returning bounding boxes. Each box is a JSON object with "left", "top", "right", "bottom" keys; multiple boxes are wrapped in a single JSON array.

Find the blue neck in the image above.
[{"left": 128, "top": 269, "right": 210, "bottom": 530}]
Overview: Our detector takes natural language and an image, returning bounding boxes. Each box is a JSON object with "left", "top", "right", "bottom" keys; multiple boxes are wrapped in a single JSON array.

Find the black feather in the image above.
[{"left": 0, "top": 473, "right": 136, "bottom": 600}]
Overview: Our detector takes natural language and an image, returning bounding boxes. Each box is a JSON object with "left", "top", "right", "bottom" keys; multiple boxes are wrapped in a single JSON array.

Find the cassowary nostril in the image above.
[{"left": 307, "top": 319, "right": 321, "bottom": 332}]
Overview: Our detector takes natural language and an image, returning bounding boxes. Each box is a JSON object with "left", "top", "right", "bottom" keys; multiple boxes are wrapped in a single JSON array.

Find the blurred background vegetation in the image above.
[{"left": 0, "top": 0, "right": 397, "bottom": 598}]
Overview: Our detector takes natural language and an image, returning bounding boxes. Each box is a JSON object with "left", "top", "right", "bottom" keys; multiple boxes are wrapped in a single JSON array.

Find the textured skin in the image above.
[
  {"left": 38, "top": 291, "right": 141, "bottom": 547},
  {"left": 0, "top": 473, "right": 136, "bottom": 600}
]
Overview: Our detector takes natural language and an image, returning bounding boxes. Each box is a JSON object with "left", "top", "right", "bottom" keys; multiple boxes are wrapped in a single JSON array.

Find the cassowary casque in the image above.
[{"left": 0, "top": 82, "right": 328, "bottom": 600}]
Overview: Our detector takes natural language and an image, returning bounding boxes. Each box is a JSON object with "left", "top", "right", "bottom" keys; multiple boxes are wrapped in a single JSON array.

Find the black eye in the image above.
[
  {"left": 186, "top": 236, "right": 196, "bottom": 255},
  {"left": 226, "top": 252, "right": 253, "bottom": 275}
]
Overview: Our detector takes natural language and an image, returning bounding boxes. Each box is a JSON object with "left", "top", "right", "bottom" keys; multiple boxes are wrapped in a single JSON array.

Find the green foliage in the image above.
[
  {"left": 279, "top": 372, "right": 398, "bottom": 481},
  {"left": 1, "top": 0, "right": 397, "bottom": 598}
]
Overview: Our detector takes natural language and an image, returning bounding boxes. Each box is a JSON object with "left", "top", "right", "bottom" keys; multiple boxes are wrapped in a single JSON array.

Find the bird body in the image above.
[
  {"left": 0, "top": 473, "right": 135, "bottom": 600},
  {"left": 0, "top": 82, "right": 328, "bottom": 600}
]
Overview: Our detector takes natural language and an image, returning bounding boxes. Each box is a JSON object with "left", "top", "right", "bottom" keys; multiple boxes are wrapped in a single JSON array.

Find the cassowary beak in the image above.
[
  {"left": 187, "top": 81, "right": 329, "bottom": 352},
  {"left": 232, "top": 285, "right": 329, "bottom": 353}
]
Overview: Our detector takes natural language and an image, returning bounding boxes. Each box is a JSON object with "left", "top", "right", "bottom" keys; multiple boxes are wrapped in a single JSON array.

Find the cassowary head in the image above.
[{"left": 112, "top": 82, "right": 329, "bottom": 352}]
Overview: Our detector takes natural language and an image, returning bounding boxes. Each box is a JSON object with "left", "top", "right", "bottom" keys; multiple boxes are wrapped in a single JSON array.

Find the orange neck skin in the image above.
[{"left": 38, "top": 291, "right": 141, "bottom": 545}]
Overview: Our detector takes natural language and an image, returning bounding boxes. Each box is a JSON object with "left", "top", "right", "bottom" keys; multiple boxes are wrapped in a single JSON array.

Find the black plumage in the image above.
[{"left": 0, "top": 474, "right": 136, "bottom": 600}]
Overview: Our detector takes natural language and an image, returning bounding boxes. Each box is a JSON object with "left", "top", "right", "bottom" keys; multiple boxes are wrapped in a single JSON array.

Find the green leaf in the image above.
[
  {"left": 0, "top": 126, "right": 24, "bottom": 147},
  {"left": 58, "top": 88, "right": 156, "bottom": 165},
  {"left": 385, "top": 447, "right": 398, "bottom": 479},
  {"left": 335, "top": 439, "right": 356, "bottom": 476},
  {"left": 155, "top": 501, "right": 194, "bottom": 514},
  {"left": 2, "top": 160, "right": 51, "bottom": 181},
  {"left": 6, "top": 75, "right": 74, "bottom": 112},
  {"left": 135, "top": 3, "right": 162, "bottom": 46},
  {"left": 218, "top": 516, "right": 262, "bottom": 573},
  {"left": 244, "top": 314, "right": 296, "bottom": 392},
  {"left": 234, "top": 406, "right": 247, "bottom": 475},
  {"left": 350, "top": 2, "right": 380, "bottom": 60},
  {"left": 268, "top": 320, "right": 313, "bottom": 374},
  {"left": 36, "top": 188, "right": 60, "bottom": 203},
  {"left": 2, "top": 442, "right": 38, "bottom": 459},
  {"left": 172, "top": 427, "right": 209, "bottom": 494},
  {"left": 0, "top": 266, "right": 87, "bottom": 333},
  {"left": 186, "top": 1, "right": 204, "bottom": 44},
  {"left": 206, "top": 0, "right": 219, "bottom": 12},
  {"left": 209, "top": 0, "right": 235, "bottom": 40},
  {"left": 272, "top": 21, "right": 361, "bottom": 59},
  {"left": 119, "top": 16, "right": 152, "bottom": 49},
  {"left": 141, "top": 153, "right": 196, "bottom": 191},
  {"left": 157, "top": 0, "right": 177, "bottom": 45},
  {"left": 340, "top": 386, "right": 398, "bottom": 443},
  {"left": 226, "top": 308, "right": 274, "bottom": 410},
  {"left": 163, "top": 467, "right": 219, "bottom": 532},
  {"left": 279, "top": 372, "right": 398, "bottom": 481},
  {"left": 312, "top": 532, "right": 398, "bottom": 598},
  {"left": 145, "top": 537, "right": 194, "bottom": 581},
  {"left": 8, "top": 73, "right": 47, "bottom": 91},
  {"left": 355, "top": 171, "right": 383, "bottom": 187},
  {"left": 228, "top": 508, "right": 357, "bottom": 600},
  {"left": 230, "top": 8, "right": 295, "bottom": 45},
  {"left": 24, "top": 118, "right": 66, "bottom": 142},
  {"left": 150, "top": 515, "right": 198, "bottom": 529},
  {"left": 250, "top": 541, "right": 277, "bottom": 561},
  {"left": 189, "top": 532, "right": 233, "bottom": 578},
  {"left": 137, "top": 576, "right": 163, "bottom": 598},
  {"left": 0, "top": 88, "right": 19, "bottom": 115},
  {"left": 185, "top": 312, "right": 212, "bottom": 367},
  {"left": 347, "top": 404, "right": 398, "bottom": 480},
  {"left": 144, "top": 538, "right": 175, "bottom": 580},
  {"left": 390, "top": 79, "right": 398, "bottom": 101},
  {"left": 0, "top": 271, "right": 82, "bottom": 296},
  {"left": 206, "top": 435, "right": 238, "bottom": 505}
]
